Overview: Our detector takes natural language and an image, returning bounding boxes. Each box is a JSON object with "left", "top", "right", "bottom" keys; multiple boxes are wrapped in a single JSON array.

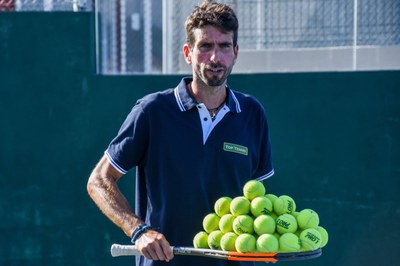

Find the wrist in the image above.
[{"left": 131, "top": 224, "right": 154, "bottom": 244}]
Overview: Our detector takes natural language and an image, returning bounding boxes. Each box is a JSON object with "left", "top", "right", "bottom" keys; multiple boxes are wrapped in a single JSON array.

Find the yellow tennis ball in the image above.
[
  {"left": 276, "top": 214, "right": 298, "bottom": 234},
  {"left": 219, "top": 214, "right": 235, "bottom": 233},
  {"left": 273, "top": 195, "right": 296, "bottom": 215},
  {"left": 253, "top": 214, "right": 276, "bottom": 235},
  {"left": 230, "top": 196, "right": 250, "bottom": 216},
  {"left": 250, "top": 196, "right": 273, "bottom": 217},
  {"left": 279, "top": 233, "right": 301, "bottom": 252},
  {"left": 207, "top": 230, "right": 224, "bottom": 250},
  {"left": 256, "top": 234, "right": 279, "bottom": 252},
  {"left": 233, "top": 215, "right": 254, "bottom": 235},
  {"left": 316, "top": 226, "right": 329, "bottom": 248},
  {"left": 243, "top": 180, "right": 266, "bottom": 200},
  {"left": 265, "top": 193, "right": 278, "bottom": 205},
  {"left": 296, "top": 209, "right": 320, "bottom": 230},
  {"left": 299, "top": 228, "right": 322, "bottom": 251},
  {"left": 214, "top": 197, "right": 232, "bottom": 217},
  {"left": 220, "top": 232, "right": 238, "bottom": 251},
  {"left": 235, "top": 233, "right": 256, "bottom": 252},
  {"left": 203, "top": 213, "right": 220, "bottom": 233},
  {"left": 193, "top": 231, "right": 209, "bottom": 248},
  {"left": 269, "top": 212, "right": 278, "bottom": 221}
]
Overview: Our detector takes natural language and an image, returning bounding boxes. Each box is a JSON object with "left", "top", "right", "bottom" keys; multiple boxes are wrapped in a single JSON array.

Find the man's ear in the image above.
[
  {"left": 183, "top": 44, "right": 192, "bottom": 65},
  {"left": 233, "top": 44, "right": 239, "bottom": 64}
]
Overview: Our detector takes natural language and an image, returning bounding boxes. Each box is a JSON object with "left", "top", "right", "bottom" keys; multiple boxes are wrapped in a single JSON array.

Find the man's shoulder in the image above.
[
  {"left": 230, "top": 89, "right": 265, "bottom": 111},
  {"left": 231, "top": 89, "right": 258, "bottom": 101},
  {"left": 136, "top": 88, "right": 176, "bottom": 108},
  {"left": 140, "top": 88, "right": 175, "bottom": 102}
]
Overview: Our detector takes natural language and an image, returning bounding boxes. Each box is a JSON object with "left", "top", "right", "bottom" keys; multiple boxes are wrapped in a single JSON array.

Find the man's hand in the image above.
[{"left": 135, "top": 230, "right": 174, "bottom": 262}]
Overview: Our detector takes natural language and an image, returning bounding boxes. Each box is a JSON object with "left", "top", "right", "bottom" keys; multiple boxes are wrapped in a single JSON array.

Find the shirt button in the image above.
[
  {"left": 203, "top": 117, "right": 208, "bottom": 121},
  {"left": 197, "top": 105, "right": 202, "bottom": 109}
]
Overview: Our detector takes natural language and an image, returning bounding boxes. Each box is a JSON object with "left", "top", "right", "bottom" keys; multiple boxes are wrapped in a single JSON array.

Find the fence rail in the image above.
[{"left": 2, "top": 0, "right": 398, "bottom": 74}]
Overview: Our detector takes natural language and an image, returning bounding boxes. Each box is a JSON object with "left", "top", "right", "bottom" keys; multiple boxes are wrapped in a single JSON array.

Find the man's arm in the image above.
[{"left": 87, "top": 154, "right": 173, "bottom": 261}]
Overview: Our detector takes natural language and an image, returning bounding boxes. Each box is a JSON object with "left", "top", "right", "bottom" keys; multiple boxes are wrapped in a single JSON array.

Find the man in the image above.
[{"left": 87, "top": 1, "right": 274, "bottom": 265}]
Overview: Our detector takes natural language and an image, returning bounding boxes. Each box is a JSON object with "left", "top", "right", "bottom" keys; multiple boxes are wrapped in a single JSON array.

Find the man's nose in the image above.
[{"left": 210, "top": 48, "right": 222, "bottom": 63}]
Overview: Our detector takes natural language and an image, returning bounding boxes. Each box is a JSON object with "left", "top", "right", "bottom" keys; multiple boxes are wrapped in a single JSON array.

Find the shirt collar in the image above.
[{"left": 174, "top": 77, "right": 242, "bottom": 114}]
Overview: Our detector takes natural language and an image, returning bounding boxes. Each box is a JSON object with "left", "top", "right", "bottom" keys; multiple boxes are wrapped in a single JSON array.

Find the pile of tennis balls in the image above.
[{"left": 193, "top": 180, "right": 328, "bottom": 253}]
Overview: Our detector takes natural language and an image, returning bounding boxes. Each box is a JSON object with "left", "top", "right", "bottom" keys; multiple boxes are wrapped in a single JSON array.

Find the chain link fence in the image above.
[
  {"left": 0, "top": 0, "right": 92, "bottom": 11},
  {"left": 358, "top": 0, "right": 400, "bottom": 46},
  {"left": 95, "top": 0, "right": 399, "bottom": 74},
  {"left": 95, "top": 0, "right": 161, "bottom": 74},
  {"left": 2, "top": 0, "right": 399, "bottom": 73},
  {"left": 166, "top": 0, "right": 399, "bottom": 49}
]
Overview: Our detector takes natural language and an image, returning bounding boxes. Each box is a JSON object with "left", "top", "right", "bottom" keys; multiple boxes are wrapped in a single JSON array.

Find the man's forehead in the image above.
[{"left": 193, "top": 26, "right": 234, "bottom": 43}]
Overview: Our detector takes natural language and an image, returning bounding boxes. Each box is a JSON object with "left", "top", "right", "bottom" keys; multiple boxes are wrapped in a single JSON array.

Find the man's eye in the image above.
[
  {"left": 221, "top": 43, "right": 232, "bottom": 49},
  {"left": 200, "top": 43, "right": 211, "bottom": 49}
]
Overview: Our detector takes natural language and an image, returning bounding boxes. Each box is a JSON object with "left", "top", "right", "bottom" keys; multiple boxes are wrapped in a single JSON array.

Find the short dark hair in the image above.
[{"left": 184, "top": 0, "right": 239, "bottom": 48}]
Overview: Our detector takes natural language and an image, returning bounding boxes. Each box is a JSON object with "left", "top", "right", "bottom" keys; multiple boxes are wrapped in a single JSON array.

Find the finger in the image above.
[
  {"left": 143, "top": 245, "right": 163, "bottom": 261},
  {"left": 152, "top": 242, "right": 170, "bottom": 261},
  {"left": 136, "top": 231, "right": 173, "bottom": 261},
  {"left": 140, "top": 238, "right": 169, "bottom": 261},
  {"left": 148, "top": 237, "right": 173, "bottom": 261},
  {"left": 158, "top": 238, "right": 174, "bottom": 261},
  {"left": 148, "top": 231, "right": 173, "bottom": 261}
]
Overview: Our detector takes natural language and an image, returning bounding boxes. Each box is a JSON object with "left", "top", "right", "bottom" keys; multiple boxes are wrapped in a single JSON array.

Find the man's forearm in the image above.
[{"left": 87, "top": 160, "right": 142, "bottom": 238}]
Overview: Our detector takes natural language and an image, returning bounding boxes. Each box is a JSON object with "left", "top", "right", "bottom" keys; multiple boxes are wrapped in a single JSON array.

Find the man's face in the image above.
[{"left": 184, "top": 25, "right": 239, "bottom": 88}]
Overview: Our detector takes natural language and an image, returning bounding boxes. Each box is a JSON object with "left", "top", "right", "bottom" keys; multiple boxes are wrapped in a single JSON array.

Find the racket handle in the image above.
[{"left": 111, "top": 244, "right": 141, "bottom": 257}]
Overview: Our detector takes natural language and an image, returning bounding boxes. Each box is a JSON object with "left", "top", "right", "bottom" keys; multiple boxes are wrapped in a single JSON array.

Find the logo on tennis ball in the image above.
[
  {"left": 233, "top": 215, "right": 254, "bottom": 235},
  {"left": 304, "top": 231, "right": 321, "bottom": 244},
  {"left": 235, "top": 227, "right": 246, "bottom": 234},
  {"left": 287, "top": 200, "right": 294, "bottom": 213},
  {"left": 276, "top": 219, "right": 290, "bottom": 229}
]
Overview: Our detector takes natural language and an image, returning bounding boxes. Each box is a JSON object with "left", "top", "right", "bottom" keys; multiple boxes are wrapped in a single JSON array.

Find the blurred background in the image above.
[{"left": 0, "top": 0, "right": 399, "bottom": 265}]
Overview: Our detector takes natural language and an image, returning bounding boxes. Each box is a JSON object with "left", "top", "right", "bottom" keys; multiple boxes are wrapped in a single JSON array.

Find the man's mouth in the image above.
[
  {"left": 210, "top": 69, "right": 222, "bottom": 73},
  {"left": 207, "top": 67, "right": 225, "bottom": 73}
]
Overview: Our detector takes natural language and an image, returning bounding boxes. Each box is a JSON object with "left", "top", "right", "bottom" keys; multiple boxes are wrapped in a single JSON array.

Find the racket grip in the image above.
[{"left": 111, "top": 244, "right": 141, "bottom": 257}]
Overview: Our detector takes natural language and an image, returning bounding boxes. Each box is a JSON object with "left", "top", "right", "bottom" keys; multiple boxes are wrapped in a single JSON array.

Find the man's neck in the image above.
[{"left": 188, "top": 81, "right": 227, "bottom": 110}]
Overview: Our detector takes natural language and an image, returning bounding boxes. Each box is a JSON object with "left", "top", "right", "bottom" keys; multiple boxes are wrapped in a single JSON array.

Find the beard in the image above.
[{"left": 197, "top": 63, "right": 234, "bottom": 87}]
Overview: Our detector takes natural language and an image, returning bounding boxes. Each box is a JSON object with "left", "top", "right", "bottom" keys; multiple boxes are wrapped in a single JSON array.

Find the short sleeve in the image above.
[{"left": 105, "top": 102, "right": 149, "bottom": 174}]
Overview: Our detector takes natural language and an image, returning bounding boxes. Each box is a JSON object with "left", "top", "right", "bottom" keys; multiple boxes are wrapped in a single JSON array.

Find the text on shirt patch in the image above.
[{"left": 223, "top": 142, "right": 248, "bottom": 156}]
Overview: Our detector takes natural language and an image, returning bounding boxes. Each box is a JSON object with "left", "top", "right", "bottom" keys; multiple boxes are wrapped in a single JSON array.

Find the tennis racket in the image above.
[{"left": 111, "top": 244, "right": 322, "bottom": 262}]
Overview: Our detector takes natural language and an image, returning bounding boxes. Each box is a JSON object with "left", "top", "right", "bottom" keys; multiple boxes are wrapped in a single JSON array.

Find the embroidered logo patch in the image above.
[{"left": 223, "top": 142, "right": 248, "bottom": 156}]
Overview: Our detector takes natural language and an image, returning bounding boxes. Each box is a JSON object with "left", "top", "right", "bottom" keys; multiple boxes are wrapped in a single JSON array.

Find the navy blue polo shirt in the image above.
[{"left": 106, "top": 77, "right": 274, "bottom": 266}]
